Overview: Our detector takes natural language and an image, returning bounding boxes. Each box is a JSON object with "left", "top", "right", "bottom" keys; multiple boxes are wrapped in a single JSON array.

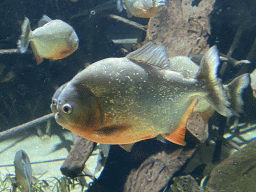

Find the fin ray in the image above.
[
  {"left": 126, "top": 42, "right": 168, "bottom": 69},
  {"left": 196, "top": 46, "right": 232, "bottom": 117},
  {"left": 162, "top": 99, "right": 198, "bottom": 146},
  {"left": 224, "top": 73, "right": 250, "bottom": 116}
]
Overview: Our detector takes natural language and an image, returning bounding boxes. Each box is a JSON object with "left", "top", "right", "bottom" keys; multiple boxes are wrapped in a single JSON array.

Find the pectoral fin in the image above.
[
  {"left": 162, "top": 99, "right": 198, "bottom": 146},
  {"left": 95, "top": 124, "right": 131, "bottom": 135}
]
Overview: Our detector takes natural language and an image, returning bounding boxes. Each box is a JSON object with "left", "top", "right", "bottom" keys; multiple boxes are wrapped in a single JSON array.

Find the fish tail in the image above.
[
  {"left": 17, "top": 17, "right": 31, "bottom": 53},
  {"left": 224, "top": 73, "right": 250, "bottom": 116},
  {"left": 116, "top": 0, "right": 123, "bottom": 12},
  {"left": 196, "top": 46, "right": 232, "bottom": 117}
]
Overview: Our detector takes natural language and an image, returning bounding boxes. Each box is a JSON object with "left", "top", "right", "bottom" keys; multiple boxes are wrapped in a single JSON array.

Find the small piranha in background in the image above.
[
  {"left": 17, "top": 15, "right": 79, "bottom": 64},
  {"left": 14, "top": 150, "right": 32, "bottom": 192},
  {"left": 51, "top": 42, "right": 249, "bottom": 152},
  {"left": 250, "top": 69, "right": 256, "bottom": 98},
  {"left": 117, "top": 0, "right": 166, "bottom": 18}
]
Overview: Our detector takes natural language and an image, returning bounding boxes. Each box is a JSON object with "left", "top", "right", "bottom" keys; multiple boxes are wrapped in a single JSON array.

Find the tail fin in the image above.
[
  {"left": 116, "top": 0, "right": 124, "bottom": 12},
  {"left": 17, "top": 17, "right": 31, "bottom": 53},
  {"left": 196, "top": 46, "right": 232, "bottom": 117},
  {"left": 224, "top": 73, "right": 249, "bottom": 116}
]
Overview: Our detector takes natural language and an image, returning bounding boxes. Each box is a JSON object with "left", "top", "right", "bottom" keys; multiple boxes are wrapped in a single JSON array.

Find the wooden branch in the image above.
[
  {"left": 0, "top": 49, "right": 20, "bottom": 55},
  {"left": 0, "top": 113, "right": 54, "bottom": 141},
  {"left": 108, "top": 14, "right": 147, "bottom": 31},
  {"left": 60, "top": 135, "right": 96, "bottom": 178}
]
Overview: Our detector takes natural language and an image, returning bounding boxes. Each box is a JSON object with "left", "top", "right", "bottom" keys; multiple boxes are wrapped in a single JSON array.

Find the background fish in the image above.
[
  {"left": 14, "top": 150, "right": 32, "bottom": 192},
  {"left": 117, "top": 0, "right": 166, "bottom": 18},
  {"left": 17, "top": 15, "right": 79, "bottom": 64},
  {"left": 51, "top": 42, "right": 248, "bottom": 151},
  {"left": 250, "top": 69, "right": 256, "bottom": 98}
]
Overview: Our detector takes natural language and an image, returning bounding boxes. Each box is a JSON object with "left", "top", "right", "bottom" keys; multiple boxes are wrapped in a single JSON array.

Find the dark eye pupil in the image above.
[
  {"left": 62, "top": 104, "right": 72, "bottom": 114},
  {"left": 52, "top": 100, "right": 56, "bottom": 105},
  {"left": 63, "top": 106, "right": 70, "bottom": 113}
]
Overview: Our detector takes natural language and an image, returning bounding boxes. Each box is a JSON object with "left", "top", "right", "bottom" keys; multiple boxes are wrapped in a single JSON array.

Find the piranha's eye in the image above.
[
  {"left": 62, "top": 104, "right": 72, "bottom": 114},
  {"left": 52, "top": 99, "right": 57, "bottom": 105}
]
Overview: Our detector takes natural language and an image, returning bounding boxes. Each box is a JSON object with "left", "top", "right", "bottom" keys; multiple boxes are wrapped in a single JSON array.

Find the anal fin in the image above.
[
  {"left": 162, "top": 99, "right": 198, "bottom": 146},
  {"left": 119, "top": 143, "right": 135, "bottom": 152}
]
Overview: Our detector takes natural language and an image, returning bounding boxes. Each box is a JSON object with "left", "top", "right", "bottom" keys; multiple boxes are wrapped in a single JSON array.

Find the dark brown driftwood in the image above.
[
  {"left": 0, "top": 113, "right": 54, "bottom": 141},
  {"left": 60, "top": 135, "right": 96, "bottom": 178},
  {"left": 0, "top": 48, "right": 20, "bottom": 54},
  {"left": 124, "top": 146, "right": 196, "bottom": 192},
  {"left": 145, "top": 0, "right": 215, "bottom": 57}
]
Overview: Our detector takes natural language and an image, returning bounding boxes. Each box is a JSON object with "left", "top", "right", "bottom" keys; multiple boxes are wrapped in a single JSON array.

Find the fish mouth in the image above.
[{"left": 54, "top": 112, "right": 63, "bottom": 126}]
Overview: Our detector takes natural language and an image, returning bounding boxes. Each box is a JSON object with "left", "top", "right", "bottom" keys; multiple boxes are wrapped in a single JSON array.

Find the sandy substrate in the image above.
[{"left": 0, "top": 130, "right": 100, "bottom": 191}]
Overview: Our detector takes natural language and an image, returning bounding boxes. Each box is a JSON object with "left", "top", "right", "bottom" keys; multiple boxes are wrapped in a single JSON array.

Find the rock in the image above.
[
  {"left": 170, "top": 175, "right": 203, "bottom": 192},
  {"left": 205, "top": 139, "right": 256, "bottom": 192}
]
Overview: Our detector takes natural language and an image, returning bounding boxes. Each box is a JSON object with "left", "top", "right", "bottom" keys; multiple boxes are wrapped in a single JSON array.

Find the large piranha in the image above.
[{"left": 51, "top": 42, "right": 249, "bottom": 151}]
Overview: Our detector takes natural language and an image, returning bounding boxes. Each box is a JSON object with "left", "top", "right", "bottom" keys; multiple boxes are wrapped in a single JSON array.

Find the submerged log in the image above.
[
  {"left": 186, "top": 111, "right": 208, "bottom": 143},
  {"left": 145, "top": 0, "right": 216, "bottom": 57},
  {"left": 0, "top": 113, "right": 54, "bottom": 141},
  {"left": 124, "top": 146, "right": 197, "bottom": 192},
  {"left": 60, "top": 134, "right": 96, "bottom": 178},
  {"left": 0, "top": 49, "right": 20, "bottom": 55}
]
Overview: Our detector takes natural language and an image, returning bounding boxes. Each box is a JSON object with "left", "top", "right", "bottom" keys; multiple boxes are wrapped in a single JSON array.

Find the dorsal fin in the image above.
[
  {"left": 38, "top": 15, "right": 52, "bottom": 27},
  {"left": 126, "top": 42, "right": 168, "bottom": 69}
]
